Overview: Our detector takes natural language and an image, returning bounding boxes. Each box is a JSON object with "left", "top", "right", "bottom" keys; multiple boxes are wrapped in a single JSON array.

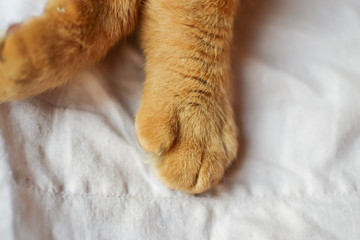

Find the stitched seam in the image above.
[{"left": 8, "top": 178, "right": 360, "bottom": 202}]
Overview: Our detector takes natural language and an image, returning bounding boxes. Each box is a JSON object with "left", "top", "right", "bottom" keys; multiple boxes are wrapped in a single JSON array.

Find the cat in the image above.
[{"left": 0, "top": 0, "right": 239, "bottom": 194}]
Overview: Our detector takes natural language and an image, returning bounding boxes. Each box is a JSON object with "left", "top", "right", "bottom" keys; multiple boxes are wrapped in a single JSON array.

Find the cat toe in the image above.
[{"left": 135, "top": 106, "right": 178, "bottom": 155}]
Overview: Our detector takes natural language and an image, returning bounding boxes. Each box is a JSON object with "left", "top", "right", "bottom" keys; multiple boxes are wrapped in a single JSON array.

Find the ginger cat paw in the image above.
[
  {"left": 136, "top": 88, "right": 238, "bottom": 194},
  {"left": 0, "top": 21, "right": 66, "bottom": 101},
  {"left": 0, "top": 0, "right": 140, "bottom": 102},
  {"left": 0, "top": 24, "right": 34, "bottom": 101},
  {"left": 136, "top": 0, "right": 239, "bottom": 193},
  {"left": 0, "top": 18, "right": 82, "bottom": 102}
]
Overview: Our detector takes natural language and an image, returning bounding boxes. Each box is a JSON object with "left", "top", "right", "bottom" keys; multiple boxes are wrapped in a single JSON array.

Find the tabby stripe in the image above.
[
  {"left": 194, "top": 34, "right": 222, "bottom": 52},
  {"left": 183, "top": 23, "right": 224, "bottom": 40},
  {"left": 190, "top": 89, "right": 212, "bottom": 97},
  {"left": 173, "top": 70, "right": 210, "bottom": 87},
  {"left": 195, "top": 48, "right": 217, "bottom": 60},
  {"left": 185, "top": 56, "right": 216, "bottom": 67},
  {"left": 188, "top": 102, "right": 201, "bottom": 107}
]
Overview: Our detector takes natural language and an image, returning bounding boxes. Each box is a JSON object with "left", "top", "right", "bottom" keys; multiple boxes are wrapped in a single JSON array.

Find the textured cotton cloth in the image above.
[{"left": 0, "top": 0, "right": 360, "bottom": 239}]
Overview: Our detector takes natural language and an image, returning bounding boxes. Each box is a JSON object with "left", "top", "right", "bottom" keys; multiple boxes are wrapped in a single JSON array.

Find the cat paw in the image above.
[
  {"left": 0, "top": 23, "right": 36, "bottom": 101},
  {"left": 135, "top": 89, "right": 238, "bottom": 194}
]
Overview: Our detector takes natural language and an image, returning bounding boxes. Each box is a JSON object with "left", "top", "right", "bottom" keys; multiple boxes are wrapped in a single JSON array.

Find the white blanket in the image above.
[{"left": 1, "top": 0, "right": 360, "bottom": 239}]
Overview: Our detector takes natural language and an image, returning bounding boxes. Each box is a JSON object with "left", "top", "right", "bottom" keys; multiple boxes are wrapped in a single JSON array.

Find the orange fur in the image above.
[
  {"left": 0, "top": 0, "right": 239, "bottom": 194},
  {"left": 0, "top": 0, "right": 141, "bottom": 100}
]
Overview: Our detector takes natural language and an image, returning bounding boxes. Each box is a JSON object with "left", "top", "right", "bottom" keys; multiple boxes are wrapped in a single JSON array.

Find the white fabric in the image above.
[{"left": 1, "top": 0, "right": 360, "bottom": 239}]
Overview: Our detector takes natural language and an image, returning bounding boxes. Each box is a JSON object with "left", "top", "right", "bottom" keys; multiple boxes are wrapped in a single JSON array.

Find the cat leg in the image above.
[
  {"left": 136, "top": 0, "right": 239, "bottom": 193},
  {"left": 0, "top": 0, "right": 141, "bottom": 101}
]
